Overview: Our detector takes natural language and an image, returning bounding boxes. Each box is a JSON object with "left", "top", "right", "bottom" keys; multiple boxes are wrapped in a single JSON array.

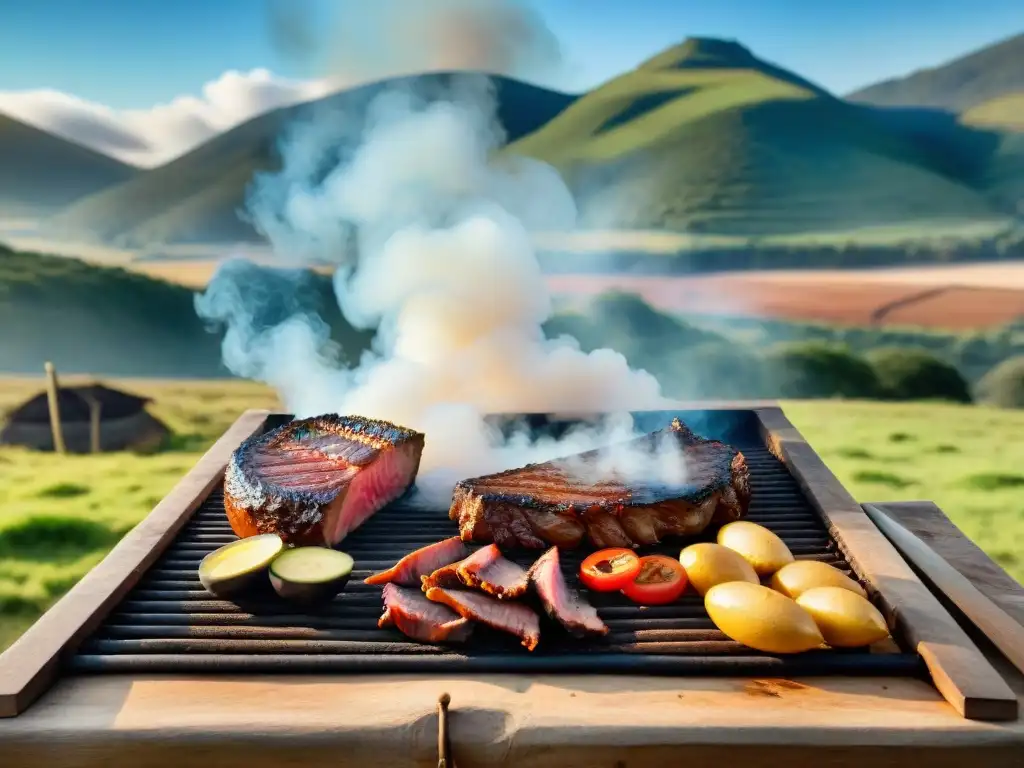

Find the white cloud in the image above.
[{"left": 0, "top": 69, "right": 334, "bottom": 168}]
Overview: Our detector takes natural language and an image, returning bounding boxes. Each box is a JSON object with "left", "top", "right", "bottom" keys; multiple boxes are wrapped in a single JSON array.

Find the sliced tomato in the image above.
[
  {"left": 621, "top": 555, "right": 688, "bottom": 605},
  {"left": 579, "top": 548, "right": 641, "bottom": 592}
]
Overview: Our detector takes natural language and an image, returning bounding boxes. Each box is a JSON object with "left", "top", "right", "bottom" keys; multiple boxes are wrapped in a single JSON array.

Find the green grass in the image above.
[
  {"left": 0, "top": 380, "right": 1021, "bottom": 652},
  {"left": 0, "top": 378, "right": 282, "bottom": 649},
  {"left": 783, "top": 400, "right": 1024, "bottom": 577}
]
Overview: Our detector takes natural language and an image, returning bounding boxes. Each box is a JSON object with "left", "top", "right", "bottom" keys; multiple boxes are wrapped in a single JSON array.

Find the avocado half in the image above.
[
  {"left": 198, "top": 534, "right": 285, "bottom": 598},
  {"left": 269, "top": 547, "right": 354, "bottom": 606}
]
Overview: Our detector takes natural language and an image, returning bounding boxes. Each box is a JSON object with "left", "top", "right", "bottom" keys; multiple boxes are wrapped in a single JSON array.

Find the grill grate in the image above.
[{"left": 68, "top": 413, "right": 924, "bottom": 678}]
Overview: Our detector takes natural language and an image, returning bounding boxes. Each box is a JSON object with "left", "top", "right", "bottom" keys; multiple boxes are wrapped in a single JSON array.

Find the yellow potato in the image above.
[
  {"left": 705, "top": 581, "right": 825, "bottom": 654},
  {"left": 770, "top": 560, "right": 868, "bottom": 600},
  {"left": 795, "top": 586, "right": 890, "bottom": 648},
  {"left": 716, "top": 520, "right": 794, "bottom": 576},
  {"left": 679, "top": 542, "right": 759, "bottom": 596}
]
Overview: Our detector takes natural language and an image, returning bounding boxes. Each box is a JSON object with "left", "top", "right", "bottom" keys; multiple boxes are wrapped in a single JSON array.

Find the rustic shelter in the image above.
[{"left": 0, "top": 383, "right": 170, "bottom": 453}]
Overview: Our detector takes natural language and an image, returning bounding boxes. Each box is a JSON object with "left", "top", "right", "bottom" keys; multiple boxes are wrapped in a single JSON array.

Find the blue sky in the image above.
[{"left": 1, "top": 0, "right": 1022, "bottom": 108}]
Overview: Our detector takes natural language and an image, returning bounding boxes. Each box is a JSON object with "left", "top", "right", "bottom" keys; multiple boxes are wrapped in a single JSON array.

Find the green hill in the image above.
[
  {"left": 505, "top": 38, "right": 1013, "bottom": 235},
  {"left": 0, "top": 247, "right": 373, "bottom": 377},
  {"left": 37, "top": 36, "right": 1024, "bottom": 250},
  {"left": 847, "top": 32, "right": 1024, "bottom": 112},
  {"left": 49, "top": 74, "right": 576, "bottom": 247},
  {"left": 0, "top": 114, "right": 138, "bottom": 216}
]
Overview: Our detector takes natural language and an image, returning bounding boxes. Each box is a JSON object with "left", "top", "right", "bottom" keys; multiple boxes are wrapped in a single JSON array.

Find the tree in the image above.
[
  {"left": 865, "top": 347, "right": 971, "bottom": 402},
  {"left": 762, "top": 341, "right": 881, "bottom": 399},
  {"left": 977, "top": 356, "right": 1024, "bottom": 408}
]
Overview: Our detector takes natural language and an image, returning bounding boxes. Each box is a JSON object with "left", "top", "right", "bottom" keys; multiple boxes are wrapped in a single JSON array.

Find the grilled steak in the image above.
[
  {"left": 379, "top": 584, "right": 474, "bottom": 643},
  {"left": 365, "top": 536, "right": 468, "bottom": 586},
  {"left": 425, "top": 587, "right": 541, "bottom": 650},
  {"left": 450, "top": 418, "right": 749, "bottom": 550},
  {"left": 529, "top": 546, "right": 608, "bottom": 637},
  {"left": 224, "top": 414, "right": 424, "bottom": 546}
]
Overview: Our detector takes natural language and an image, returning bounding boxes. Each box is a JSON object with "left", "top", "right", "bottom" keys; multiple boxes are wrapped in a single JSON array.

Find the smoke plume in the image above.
[
  {"left": 266, "top": 0, "right": 563, "bottom": 86},
  {"left": 198, "top": 64, "right": 681, "bottom": 505}
]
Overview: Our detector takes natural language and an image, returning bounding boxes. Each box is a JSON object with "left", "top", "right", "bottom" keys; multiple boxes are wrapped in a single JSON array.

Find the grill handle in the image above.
[{"left": 437, "top": 692, "right": 455, "bottom": 768}]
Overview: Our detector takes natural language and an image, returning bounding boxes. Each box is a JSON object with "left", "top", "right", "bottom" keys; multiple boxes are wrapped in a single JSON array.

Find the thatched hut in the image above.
[{"left": 0, "top": 383, "right": 170, "bottom": 453}]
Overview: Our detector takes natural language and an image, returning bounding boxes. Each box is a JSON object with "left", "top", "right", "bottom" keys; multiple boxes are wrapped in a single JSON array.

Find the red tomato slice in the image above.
[
  {"left": 579, "top": 548, "right": 641, "bottom": 592},
  {"left": 621, "top": 555, "right": 688, "bottom": 605}
]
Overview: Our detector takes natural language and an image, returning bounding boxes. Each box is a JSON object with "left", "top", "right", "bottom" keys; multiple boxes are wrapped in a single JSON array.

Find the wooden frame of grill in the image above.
[{"left": 0, "top": 405, "right": 1018, "bottom": 722}]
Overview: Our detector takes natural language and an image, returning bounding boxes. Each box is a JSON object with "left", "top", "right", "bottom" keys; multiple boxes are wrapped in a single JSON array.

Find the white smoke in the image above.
[
  {"left": 267, "top": 0, "right": 563, "bottom": 86},
  {"left": 197, "top": 73, "right": 682, "bottom": 506}
]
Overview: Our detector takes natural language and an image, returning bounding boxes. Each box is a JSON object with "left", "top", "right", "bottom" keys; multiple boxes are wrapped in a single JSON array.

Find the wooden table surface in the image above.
[{"left": 1, "top": 500, "right": 1022, "bottom": 768}]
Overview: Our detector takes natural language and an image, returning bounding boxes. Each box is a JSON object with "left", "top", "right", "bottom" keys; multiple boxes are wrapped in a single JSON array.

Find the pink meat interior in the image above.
[{"left": 326, "top": 441, "right": 421, "bottom": 544}]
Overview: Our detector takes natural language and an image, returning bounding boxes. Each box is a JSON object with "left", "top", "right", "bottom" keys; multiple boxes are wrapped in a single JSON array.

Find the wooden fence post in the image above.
[
  {"left": 43, "top": 362, "right": 67, "bottom": 454},
  {"left": 87, "top": 397, "right": 102, "bottom": 454}
]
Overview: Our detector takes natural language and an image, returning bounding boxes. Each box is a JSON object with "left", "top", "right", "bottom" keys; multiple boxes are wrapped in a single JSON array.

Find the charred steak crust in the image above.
[
  {"left": 449, "top": 418, "right": 750, "bottom": 550},
  {"left": 224, "top": 414, "right": 424, "bottom": 544}
]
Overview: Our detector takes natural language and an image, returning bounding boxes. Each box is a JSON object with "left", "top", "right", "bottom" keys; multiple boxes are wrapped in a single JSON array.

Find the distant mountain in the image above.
[
  {"left": 38, "top": 36, "right": 1024, "bottom": 250},
  {"left": 0, "top": 114, "right": 138, "bottom": 216},
  {"left": 847, "top": 32, "right": 1024, "bottom": 113},
  {"left": 505, "top": 37, "right": 1014, "bottom": 235},
  {"left": 49, "top": 74, "right": 576, "bottom": 247}
]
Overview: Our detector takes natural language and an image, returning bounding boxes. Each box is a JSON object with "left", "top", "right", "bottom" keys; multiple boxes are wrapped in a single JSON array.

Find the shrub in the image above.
[
  {"left": 762, "top": 341, "right": 881, "bottom": 399},
  {"left": 976, "top": 356, "right": 1024, "bottom": 408},
  {"left": 865, "top": 347, "right": 971, "bottom": 402}
]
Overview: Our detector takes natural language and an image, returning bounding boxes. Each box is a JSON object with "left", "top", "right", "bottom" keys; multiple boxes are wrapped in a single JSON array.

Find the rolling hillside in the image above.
[
  {"left": 0, "top": 246, "right": 373, "bottom": 377},
  {"left": 21, "top": 36, "right": 1024, "bottom": 249},
  {"left": 847, "top": 32, "right": 1024, "bottom": 113},
  {"left": 0, "top": 114, "right": 138, "bottom": 216},
  {"left": 48, "top": 74, "right": 576, "bottom": 247},
  {"left": 962, "top": 93, "right": 1024, "bottom": 131},
  {"left": 505, "top": 38, "right": 1015, "bottom": 235}
]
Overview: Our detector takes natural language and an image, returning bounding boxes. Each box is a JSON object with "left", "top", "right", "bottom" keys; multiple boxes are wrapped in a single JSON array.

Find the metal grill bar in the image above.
[{"left": 67, "top": 420, "right": 924, "bottom": 679}]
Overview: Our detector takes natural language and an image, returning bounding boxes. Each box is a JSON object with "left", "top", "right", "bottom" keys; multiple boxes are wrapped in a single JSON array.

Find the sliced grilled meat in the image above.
[
  {"left": 425, "top": 587, "right": 541, "bottom": 651},
  {"left": 224, "top": 414, "right": 424, "bottom": 546},
  {"left": 379, "top": 584, "right": 473, "bottom": 643},
  {"left": 365, "top": 536, "right": 468, "bottom": 586},
  {"left": 529, "top": 546, "right": 608, "bottom": 637},
  {"left": 420, "top": 559, "right": 465, "bottom": 591},
  {"left": 457, "top": 544, "right": 530, "bottom": 599},
  {"left": 450, "top": 418, "right": 749, "bottom": 550}
]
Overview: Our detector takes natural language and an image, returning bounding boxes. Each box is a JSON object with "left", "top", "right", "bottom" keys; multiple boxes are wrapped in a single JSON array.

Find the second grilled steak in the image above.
[{"left": 450, "top": 418, "right": 750, "bottom": 550}]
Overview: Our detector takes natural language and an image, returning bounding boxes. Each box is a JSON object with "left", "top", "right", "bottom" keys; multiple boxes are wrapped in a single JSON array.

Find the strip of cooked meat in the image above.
[
  {"left": 425, "top": 587, "right": 541, "bottom": 651},
  {"left": 224, "top": 414, "right": 424, "bottom": 545},
  {"left": 456, "top": 544, "right": 530, "bottom": 599},
  {"left": 450, "top": 418, "right": 750, "bottom": 549},
  {"left": 365, "top": 536, "right": 468, "bottom": 586},
  {"left": 420, "top": 559, "right": 465, "bottom": 591},
  {"left": 529, "top": 546, "right": 608, "bottom": 637},
  {"left": 379, "top": 584, "right": 474, "bottom": 643}
]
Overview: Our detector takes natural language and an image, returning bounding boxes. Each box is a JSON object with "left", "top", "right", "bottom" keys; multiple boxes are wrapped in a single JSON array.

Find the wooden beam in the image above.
[
  {"left": 864, "top": 502, "right": 1024, "bottom": 679},
  {"left": 0, "top": 409, "right": 270, "bottom": 718},
  {"left": 754, "top": 407, "right": 1019, "bottom": 722},
  {"left": 42, "top": 361, "right": 66, "bottom": 454}
]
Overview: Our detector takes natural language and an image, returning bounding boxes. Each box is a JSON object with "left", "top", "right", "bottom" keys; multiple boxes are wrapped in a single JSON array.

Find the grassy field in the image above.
[{"left": 0, "top": 379, "right": 1021, "bottom": 651}]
